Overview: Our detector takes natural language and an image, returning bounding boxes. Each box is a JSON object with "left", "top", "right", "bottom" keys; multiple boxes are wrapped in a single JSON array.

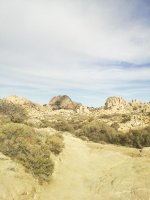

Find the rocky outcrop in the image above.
[
  {"left": 4, "top": 95, "right": 37, "bottom": 108},
  {"left": 129, "top": 99, "right": 150, "bottom": 113},
  {"left": 49, "top": 95, "right": 80, "bottom": 110},
  {"left": 104, "top": 96, "right": 128, "bottom": 110},
  {"left": 130, "top": 99, "right": 143, "bottom": 111},
  {"left": 2, "top": 95, "right": 150, "bottom": 131},
  {"left": 104, "top": 96, "right": 150, "bottom": 114},
  {"left": 130, "top": 99, "right": 142, "bottom": 105},
  {"left": 3, "top": 96, "right": 53, "bottom": 125},
  {"left": 77, "top": 105, "right": 90, "bottom": 114}
]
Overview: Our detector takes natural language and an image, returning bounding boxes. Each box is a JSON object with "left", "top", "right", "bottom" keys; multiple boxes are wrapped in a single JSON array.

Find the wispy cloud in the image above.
[{"left": 0, "top": 0, "right": 150, "bottom": 106}]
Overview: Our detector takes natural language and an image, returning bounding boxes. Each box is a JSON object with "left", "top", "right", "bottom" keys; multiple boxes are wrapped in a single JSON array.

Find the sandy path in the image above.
[{"left": 39, "top": 133, "right": 150, "bottom": 200}]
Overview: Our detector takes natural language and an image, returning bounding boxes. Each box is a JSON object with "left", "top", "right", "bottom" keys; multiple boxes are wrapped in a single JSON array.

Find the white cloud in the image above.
[
  {"left": 0, "top": 0, "right": 150, "bottom": 63},
  {"left": 0, "top": 0, "right": 150, "bottom": 105}
]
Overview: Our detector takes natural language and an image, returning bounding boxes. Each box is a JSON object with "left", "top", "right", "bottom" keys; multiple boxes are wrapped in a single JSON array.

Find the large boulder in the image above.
[{"left": 49, "top": 95, "right": 80, "bottom": 110}]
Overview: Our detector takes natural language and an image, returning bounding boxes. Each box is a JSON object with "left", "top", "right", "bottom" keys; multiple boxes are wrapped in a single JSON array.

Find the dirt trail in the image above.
[{"left": 39, "top": 133, "right": 150, "bottom": 200}]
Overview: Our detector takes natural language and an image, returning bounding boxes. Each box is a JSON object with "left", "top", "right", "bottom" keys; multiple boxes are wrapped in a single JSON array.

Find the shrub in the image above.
[
  {"left": 75, "top": 119, "right": 150, "bottom": 149},
  {"left": 68, "top": 116, "right": 90, "bottom": 131},
  {"left": 121, "top": 115, "right": 131, "bottom": 123},
  {"left": 111, "top": 122, "right": 120, "bottom": 130},
  {"left": 79, "top": 135, "right": 89, "bottom": 141},
  {"left": 123, "top": 127, "right": 150, "bottom": 148},
  {"left": 76, "top": 121, "right": 117, "bottom": 144},
  {"left": 45, "top": 118, "right": 74, "bottom": 132},
  {"left": 46, "top": 133, "right": 64, "bottom": 155},
  {"left": 40, "top": 118, "right": 52, "bottom": 128},
  {"left": 0, "top": 100, "right": 27, "bottom": 123},
  {"left": 0, "top": 123, "right": 54, "bottom": 182}
]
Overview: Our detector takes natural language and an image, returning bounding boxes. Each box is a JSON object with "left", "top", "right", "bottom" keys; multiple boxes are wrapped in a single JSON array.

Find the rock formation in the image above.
[
  {"left": 1, "top": 95, "right": 150, "bottom": 132},
  {"left": 4, "top": 95, "right": 37, "bottom": 108},
  {"left": 49, "top": 95, "right": 80, "bottom": 110},
  {"left": 104, "top": 96, "right": 128, "bottom": 111},
  {"left": 77, "top": 105, "right": 90, "bottom": 114}
]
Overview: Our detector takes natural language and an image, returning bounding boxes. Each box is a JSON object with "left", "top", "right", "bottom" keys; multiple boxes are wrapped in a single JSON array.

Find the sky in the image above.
[{"left": 0, "top": 0, "right": 150, "bottom": 106}]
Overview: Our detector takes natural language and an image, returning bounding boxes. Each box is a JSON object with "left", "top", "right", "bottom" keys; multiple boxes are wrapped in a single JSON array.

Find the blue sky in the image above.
[{"left": 0, "top": 0, "right": 150, "bottom": 106}]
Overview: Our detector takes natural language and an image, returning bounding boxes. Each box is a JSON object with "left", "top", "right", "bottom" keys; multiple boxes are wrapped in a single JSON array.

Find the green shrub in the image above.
[
  {"left": 68, "top": 116, "right": 90, "bottom": 131},
  {"left": 122, "top": 127, "right": 150, "bottom": 148},
  {"left": 76, "top": 121, "right": 117, "bottom": 144},
  {"left": 75, "top": 119, "right": 150, "bottom": 149},
  {"left": 46, "top": 133, "right": 64, "bottom": 155},
  {"left": 0, "top": 100, "right": 27, "bottom": 123},
  {"left": 0, "top": 123, "right": 54, "bottom": 182},
  {"left": 45, "top": 119, "right": 74, "bottom": 132}
]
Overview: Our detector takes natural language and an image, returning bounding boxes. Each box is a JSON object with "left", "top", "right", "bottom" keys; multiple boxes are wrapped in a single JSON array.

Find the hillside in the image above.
[
  {"left": 0, "top": 95, "right": 150, "bottom": 200},
  {"left": 3, "top": 95, "right": 150, "bottom": 132}
]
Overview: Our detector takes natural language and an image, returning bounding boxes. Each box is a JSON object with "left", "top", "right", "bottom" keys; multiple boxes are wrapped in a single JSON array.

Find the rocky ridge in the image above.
[
  {"left": 104, "top": 96, "right": 150, "bottom": 113},
  {"left": 3, "top": 95, "right": 150, "bottom": 132}
]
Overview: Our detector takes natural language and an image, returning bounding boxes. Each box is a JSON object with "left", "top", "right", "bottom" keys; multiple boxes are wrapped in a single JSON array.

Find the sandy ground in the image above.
[
  {"left": 39, "top": 133, "right": 150, "bottom": 200},
  {"left": 1, "top": 133, "right": 150, "bottom": 200},
  {"left": 0, "top": 153, "right": 40, "bottom": 200}
]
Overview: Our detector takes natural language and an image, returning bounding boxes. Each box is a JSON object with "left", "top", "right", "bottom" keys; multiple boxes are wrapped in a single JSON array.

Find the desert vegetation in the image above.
[
  {"left": 0, "top": 100, "right": 28, "bottom": 123},
  {"left": 0, "top": 100, "right": 66, "bottom": 183},
  {"left": 39, "top": 113, "right": 150, "bottom": 149},
  {"left": 74, "top": 120, "right": 150, "bottom": 148},
  {"left": 41, "top": 115, "right": 74, "bottom": 132},
  {"left": 46, "top": 132, "right": 65, "bottom": 155},
  {"left": 0, "top": 95, "right": 149, "bottom": 187},
  {"left": 0, "top": 122, "right": 64, "bottom": 182}
]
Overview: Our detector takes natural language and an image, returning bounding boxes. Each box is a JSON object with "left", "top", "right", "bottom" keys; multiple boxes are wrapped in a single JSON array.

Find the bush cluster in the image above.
[
  {"left": 0, "top": 123, "right": 55, "bottom": 182},
  {"left": 46, "top": 133, "right": 65, "bottom": 155},
  {"left": 118, "top": 127, "right": 150, "bottom": 148},
  {"left": 75, "top": 120, "right": 150, "bottom": 148},
  {"left": 0, "top": 100, "right": 27, "bottom": 123},
  {"left": 75, "top": 121, "right": 118, "bottom": 144},
  {"left": 40, "top": 114, "right": 150, "bottom": 149},
  {"left": 41, "top": 117, "right": 74, "bottom": 132}
]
